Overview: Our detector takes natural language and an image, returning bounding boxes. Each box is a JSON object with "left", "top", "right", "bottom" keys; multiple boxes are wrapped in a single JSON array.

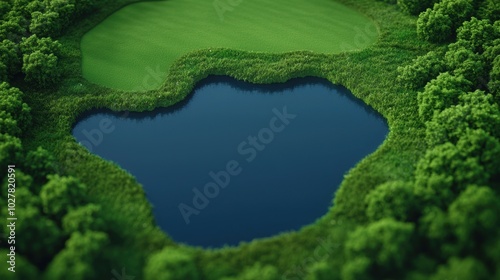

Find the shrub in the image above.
[
  {"left": 417, "top": 8, "right": 452, "bottom": 43},
  {"left": 397, "top": 0, "right": 438, "bottom": 15},
  {"left": 448, "top": 185, "right": 500, "bottom": 253},
  {"left": 144, "top": 248, "right": 199, "bottom": 280},
  {"left": 365, "top": 181, "right": 417, "bottom": 222},
  {"left": 415, "top": 129, "right": 500, "bottom": 207},
  {"left": 431, "top": 257, "right": 490, "bottom": 280},
  {"left": 456, "top": 18, "right": 495, "bottom": 53},
  {"left": 425, "top": 90, "right": 500, "bottom": 147},
  {"left": 39, "top": 175, "right": 87, "bottom": 218},
  {"left": 344, "top": 219, "right": 414, "bottom": 276},
  {"left": 397, "top": 50, "right": 447, "bottom": 90},
  {"left": 417, "top": 72, "right": 472, "bottom": 122}
]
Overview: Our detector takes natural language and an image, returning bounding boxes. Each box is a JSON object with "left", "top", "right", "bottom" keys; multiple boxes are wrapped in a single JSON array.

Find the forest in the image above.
[{"left": 0, "top": 0, "right": 499, "bottom": 279}]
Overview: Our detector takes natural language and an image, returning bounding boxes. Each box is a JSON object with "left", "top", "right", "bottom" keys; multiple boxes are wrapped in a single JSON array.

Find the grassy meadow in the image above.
[{"left": 81, "top": 0, "right": 378, "bottom": 90}]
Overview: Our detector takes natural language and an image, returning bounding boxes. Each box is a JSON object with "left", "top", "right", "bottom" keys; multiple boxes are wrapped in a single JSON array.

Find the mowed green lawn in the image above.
[{"left": 81, "top": 0, "right": 378, "bottom": 91}]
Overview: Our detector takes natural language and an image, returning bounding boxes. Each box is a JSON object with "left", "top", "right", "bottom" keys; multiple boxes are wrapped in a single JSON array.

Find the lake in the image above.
[{"left": 72, "top": 76, "right": 388, "bottom": 247}]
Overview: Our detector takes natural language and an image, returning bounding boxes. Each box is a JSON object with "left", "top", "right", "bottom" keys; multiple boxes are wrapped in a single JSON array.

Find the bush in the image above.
[
  {"left": 16, "top": 206, "right": 62, "bottom": 266},
  {"left": 43, "top": 231, "right": 109, "bottom": 280},
  {"left": 445, "top": 46, "right": 486, "bottom": 84},
  {"left": 222, "top": 264, "right": 279, "bottom": 280},
  {"left": 415, "top": 129, "right": 500, "bottom": 207},
  {"left": 341, "top": 257, "right": 372, "bottom": 280},
  {"left": 431, "top": 257, "right": 490, "bottom": 280},
  {"left": 22, "top": 50, "right": 61, "bottom": 87},
  {"left": 417, "top": 72, "right": 472, "bottom": 122},
  {"left": 344, "top": 219, "right": 414, "bottom": 277},
  {"left": 417, "top": 8, "right": 452, "bottom": 43},
  {"left": 365, "top": 181, "right": 417, "bottom": 222},
  {"left": 144, "top": 248, "right": 199, "bottom": 280},
  {"left": 417, "top": 0, "right": 475, "bottom": 43},
  {"left": 24, "top": 146, "right": 56, "bottom": 182},
  {"left": 306, "top": 261, "right": 340, "bottom": 280},
  {"left": 0, "top": 133, "right": 22, "bottom": 169},
  {"left": 397, "top": 0, "right": 438, "bottom": 15},
  {"left": 425, "top": 90, "right": 500, "bottom": 147},
  {"left": 448, "top": 185, "right": 500, "bottom": 253},
  {"left": 456, "top": 18, "right": 495, "bottom": 53},
  {"left": 0, "top": 82, "right": 31, "bottom": 131},
  {"left": 397, "top": 50, "right": 447, "bottom": 90},
  {"left": 489, "top": 56, "right": 500, "bottom": 96},
  {"left": 478, "top": 0, "right": 500, "bottom": 21},
  {"left": 39, "top": 175, "right": 87, "bottom": 218},
  {"left": 62, "top": 204, "right": 106, "bottom": 234}
]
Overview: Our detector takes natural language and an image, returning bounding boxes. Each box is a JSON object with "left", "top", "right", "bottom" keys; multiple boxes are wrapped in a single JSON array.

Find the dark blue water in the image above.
[{"left": 72, "top": 76, "right": 388, "bottom": 248}]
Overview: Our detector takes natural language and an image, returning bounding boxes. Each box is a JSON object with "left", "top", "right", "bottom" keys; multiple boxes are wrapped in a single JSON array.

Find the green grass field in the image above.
[{"left": 81, "top": 0, "right": 378, "bottom": 90}]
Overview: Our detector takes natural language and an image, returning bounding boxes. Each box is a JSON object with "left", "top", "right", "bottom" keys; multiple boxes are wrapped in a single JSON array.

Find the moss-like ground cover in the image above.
[
  {"left": 81, "top": 0, "right": 378, "bottom": 90},
  {"left": 22, "top": 0, "right": 434, "bottom": 277}
]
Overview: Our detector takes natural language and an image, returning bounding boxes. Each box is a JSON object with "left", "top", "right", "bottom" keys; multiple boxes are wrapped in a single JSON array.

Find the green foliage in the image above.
[
  {"left": 62, "top": 204, "right": 106, "bottom": 234},
  {"left": 489, "top": 56, "right": 500, "bottom": 95},
  {"left": 417, "top": 8, "right": 453, "bottom": 43},
  {"left": 0, "top": 133, "right": 22, "bottom": 168},
  {"left": 397, "top": 0, "right": 438, "bottom": 15},
  {"left": 365, "top": 180, "right": 417, "bottom": 222},
  {"left": 456, "top": 18, "right": 496, "bottom": 53},
  {"left": 397, "top": 50, "right": 447, "bottom": 90},
  {"left": 0, "top": 15, "right": 27, "bottom": 42},
  {"left": 39, "top": 174, "right": 87, "bottom": 218},
  {"left": 222, "top": 264, "right": 279, "bottom": 280},
  {"left": 16, "top": 206, "right": 63, "bottom": 266},
  {"left": 0, "top": 249, "right": 39, "bottom": 279},
  {"left": 445, "top": 46, "right": 486, "bottom": 83},
  {"left": 478, "top": 0, "right": 500, "bottom": 21},
  {"left": 24, "top": 146, "right": 56, "bottom": 182},
  {"left": 344, "top": 219, "right": 414, "bottom": 277},
  {"left": 0, "top": 111, "right": 21, "bottom": 136},
  {"left": 18, "top": 35, "right": 62, "bottom": 87},
  {"left": 425, "top": 90, "right": 500, "bottom": 147},
  {"left": 417, "top": 72, "right": 472, "bottom": 122},
  {"left": 144, "top": 248, "right": 199, "bottom": 280},
  {"left": 431, "top": 257, "right": 490, "bottom": 280},
  {"left": 43, "top": 231, "right": 109, "bottom": 280},
  {"left": 30, "top": 11, "right": 61, "bottom": 38},
  {"left": 415, "top": 129, "right": 500, "bottom": 207},
  {"left": 305, "top": 261, "right": 340, "bottom": 280},
  {"left": 19, "top": 35, "right": 61, "bottom": 56},
  {"left": 417, "top": 206, "right": 456, "bottom": 258},
  {"left": 341, "top": 257, "right": 372, "bottom": 280},
  {"left": 0, "top": 82, "right": 31, "bottom": 131},
  {"left": 448, "top": 185, "right": 500, "bottom": 252},
  {"left": 22, "top": 50, "right": 60, "bottom": 86},
  {"left": 417, "top": 0, "right": 475, "bottom": 43},
  {"left": 0, "top": 39, "right": 20, "bottom": 77}
]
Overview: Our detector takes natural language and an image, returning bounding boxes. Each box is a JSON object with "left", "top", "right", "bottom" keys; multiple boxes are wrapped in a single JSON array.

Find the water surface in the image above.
[{"left": 72, "top": 76, "right": 388, "bottom": 247}]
